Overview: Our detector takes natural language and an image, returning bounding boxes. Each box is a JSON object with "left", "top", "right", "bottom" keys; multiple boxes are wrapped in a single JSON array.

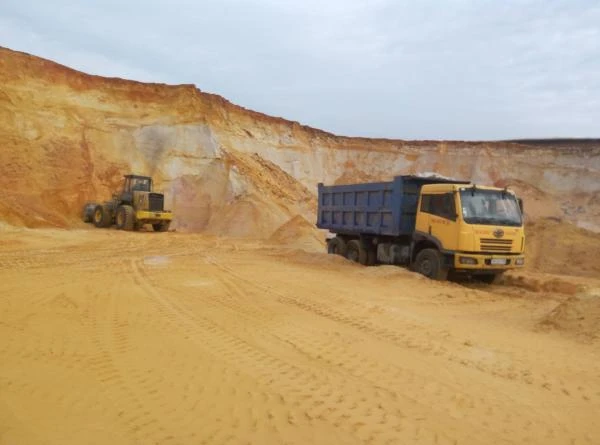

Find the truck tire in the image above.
[
  {"left": 414, "top": 248, "right": 448, "bottom": 280},
  {"left": 93, "top": 205, "right": 111, "bottom": 228},
  {"left": 116, "top": 205, "right": 135, "bottom": 231},
  {"left": 346, "top": 240, "right": 369, "bottom": 265},
  {"left": 327, "top": 236, "right": 347, "bottom": 256},
  {"left": 152, "top": 221, "right": 170, "bottom": 232}
]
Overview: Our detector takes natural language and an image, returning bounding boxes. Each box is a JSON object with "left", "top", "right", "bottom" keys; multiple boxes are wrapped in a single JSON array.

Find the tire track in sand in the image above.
[
  {"left": 196, "top": 255, "right": 587, "bottom": 444},
  {"left": 130, "top": 255, "right": 552, "bottom": 445},
  {"left": 129, "top": 257, "right": 429, "bottom": 445},
  {"left": 79, "top": 256, "right": 185, "bottom": 445},
  {"left": 209, "top": 256, "right": 582, "bottom": 398}
]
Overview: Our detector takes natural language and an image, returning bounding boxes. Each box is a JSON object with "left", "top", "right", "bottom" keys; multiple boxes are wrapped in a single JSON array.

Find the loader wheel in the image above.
[
  {"left": 93, "top": 205, "right": 111, "bottom": 228},
  {"left": 116, "top": 205, "right": 135, "bottom": 231},
  {"left": 414, "top": 248, "right": 448, "bottom": 280},
  {"left": 327, "top": 236, "right": 347, "bottom": 256},
  {"left": 345, "top": 240, "right": 369, "bottom": 265},
  {"left": 82, "top": 202, "right": 96, "bottom": 223},
  {"left": 152, "top": 221, "right": 170, "bottom": 232}
]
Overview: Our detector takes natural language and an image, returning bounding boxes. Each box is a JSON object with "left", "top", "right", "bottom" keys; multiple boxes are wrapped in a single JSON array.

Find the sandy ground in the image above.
[{"left": 1, "top": 229, "right": 600, "bottom": 445}]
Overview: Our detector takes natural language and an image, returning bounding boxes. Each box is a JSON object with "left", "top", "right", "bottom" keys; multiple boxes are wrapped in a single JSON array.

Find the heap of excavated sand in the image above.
[
  {"left": 525, "top": 218, "right": 600, "bottom": 278},
  {"left": 538, "top": 288, "right": 600, "bottom": 341},
  {"left": 267, "top": 214, "right": 325, "bottom": 251}
]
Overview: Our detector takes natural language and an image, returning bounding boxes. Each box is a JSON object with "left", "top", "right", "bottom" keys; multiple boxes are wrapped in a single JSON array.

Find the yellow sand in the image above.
[{"left": 1, "top": 228, "right": 599, "bottom": 445}]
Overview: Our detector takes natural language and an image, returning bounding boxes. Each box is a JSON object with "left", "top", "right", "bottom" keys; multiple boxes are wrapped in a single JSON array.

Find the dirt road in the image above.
[{"left": 1, "top": 229, "right": 599, "bottom": 444}]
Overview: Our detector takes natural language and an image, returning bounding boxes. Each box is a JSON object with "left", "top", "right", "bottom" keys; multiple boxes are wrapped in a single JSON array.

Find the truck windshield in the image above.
[{"left": 459, "top": 189, "right": 522, "bottom": 226}]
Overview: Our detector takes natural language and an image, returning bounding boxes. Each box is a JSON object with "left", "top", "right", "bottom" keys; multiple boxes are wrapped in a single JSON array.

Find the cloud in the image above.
[{"left": 1, "top": 0, "right": 599, "bottom": 139}]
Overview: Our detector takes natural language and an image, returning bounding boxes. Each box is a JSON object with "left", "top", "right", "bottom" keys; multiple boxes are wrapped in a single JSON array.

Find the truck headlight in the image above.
[
  {"left": 459, "top": 256, "right": 478, "bottom": 265},
  {"left": 515, "top": 258, "right": 525, "bottom": 266}
]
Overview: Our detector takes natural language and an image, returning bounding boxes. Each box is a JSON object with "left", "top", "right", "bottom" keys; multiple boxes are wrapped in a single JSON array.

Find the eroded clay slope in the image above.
[{"left": 1, "top": 46, "right": 599, "bottom": 240}]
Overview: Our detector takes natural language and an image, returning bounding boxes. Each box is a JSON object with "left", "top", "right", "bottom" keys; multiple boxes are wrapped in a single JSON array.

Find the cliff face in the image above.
[{"left": 1, "top": 46, "right": 599, "bottom": 236}]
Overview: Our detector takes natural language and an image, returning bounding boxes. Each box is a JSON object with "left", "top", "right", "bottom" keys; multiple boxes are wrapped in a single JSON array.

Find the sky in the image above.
[{"left": 1, "top": 0, "right": 599, "bottom": 140}]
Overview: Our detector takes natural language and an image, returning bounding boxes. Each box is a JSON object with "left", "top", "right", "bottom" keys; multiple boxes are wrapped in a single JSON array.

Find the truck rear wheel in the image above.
[
  {"left": 414, "top": 248, "right": 448, "bottom": 280},
  {"left": 345, "top": 240, "right": 369, "bottom": 265},
  {"left": 327, "top": 237, "right": 347, "bottom": 256},
  {"left": 93, "top": 205, "right": 111, "bottom": 228},
  {"left": 116, "top": 205, "right": 135, "bottom": 231}
]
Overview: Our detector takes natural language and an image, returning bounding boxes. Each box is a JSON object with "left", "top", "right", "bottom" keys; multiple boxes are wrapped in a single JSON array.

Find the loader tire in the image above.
[
  {"left": 93, "top": 205, "right": 111, "bottom": 228},
  {"left": 152, "top": 221, "right": 170, "bottom": 232},
  {"left": 116, "top": 205, "right": 135, "bottom": 231},
  {"left": 414, "top": 248, "right": 448, "bottom": 281},
  {"left": 82, "top": 202, "right": 96, "bottom": 223}
]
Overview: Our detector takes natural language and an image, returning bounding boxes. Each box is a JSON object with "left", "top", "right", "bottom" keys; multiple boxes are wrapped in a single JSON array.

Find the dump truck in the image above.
[
  {"left": 316, "top": 175, "right": 525, "bottom": 283},
  {"left": 82, "top": 174, "right": 173, "bottom": 231}
]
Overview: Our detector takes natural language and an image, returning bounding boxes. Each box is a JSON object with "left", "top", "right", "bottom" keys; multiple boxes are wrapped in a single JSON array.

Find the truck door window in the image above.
[
  {"left": 421, "top": 193, "right": 456, "bottom": 221},
  {"left": 420, "top": 195, "right": 431, "bottom": 213}
]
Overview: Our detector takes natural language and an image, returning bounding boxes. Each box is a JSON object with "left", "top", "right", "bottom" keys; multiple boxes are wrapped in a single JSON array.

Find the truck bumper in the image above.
[
  {"left": 453, "top": 253, "right": 525, "bottom": 270},
  {"left": 135, "top": 210, "right": 173, "bottom": 222}
]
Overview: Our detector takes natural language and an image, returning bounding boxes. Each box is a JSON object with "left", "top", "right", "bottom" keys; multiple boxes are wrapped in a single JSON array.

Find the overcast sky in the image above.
[{"left": 1, "top": 0, "right": 599, "bottom": 140}]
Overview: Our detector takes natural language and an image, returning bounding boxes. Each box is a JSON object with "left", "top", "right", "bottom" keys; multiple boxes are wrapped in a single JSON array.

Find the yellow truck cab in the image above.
[
  {"left": 317, "top": 175, "right": 525, "bottom": 283},
  {"left": 414, "top": 183, "right": 525, "bottom": 282}
]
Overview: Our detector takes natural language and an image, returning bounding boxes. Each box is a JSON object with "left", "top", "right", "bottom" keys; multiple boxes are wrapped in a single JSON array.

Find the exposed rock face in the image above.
[{"left": 1, "top": 46, "right": 599, "bottom": 237}]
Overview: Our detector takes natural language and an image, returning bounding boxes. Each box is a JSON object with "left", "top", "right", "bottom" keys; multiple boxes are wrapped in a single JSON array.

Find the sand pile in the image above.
[
  {"left": 538, "top": 288, "right": 600, "bottom": 341},
  {"left": 525, "top": 218, "right": 600, "bottom": 278},
  {"left": 197, "top": 151, "right": 316, "bottom": 238},
  {"left": 267, "top": 214, "right": 325, "bottom": 251}
]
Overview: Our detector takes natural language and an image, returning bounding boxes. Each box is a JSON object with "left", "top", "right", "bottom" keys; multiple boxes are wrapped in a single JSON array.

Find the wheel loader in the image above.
[{"left": 82, "top": 175, "right": 173, "bottom": 231}]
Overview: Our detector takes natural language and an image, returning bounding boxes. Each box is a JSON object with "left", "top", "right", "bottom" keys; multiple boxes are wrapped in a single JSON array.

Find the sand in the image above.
[{"left": 1, "top": 228, "right": 599, "bottom": 445}]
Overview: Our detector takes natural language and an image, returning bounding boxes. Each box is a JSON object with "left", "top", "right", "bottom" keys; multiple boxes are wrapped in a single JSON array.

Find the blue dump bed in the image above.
[{"left": 316, "top": 175, "right": 465, "bottom": 237}]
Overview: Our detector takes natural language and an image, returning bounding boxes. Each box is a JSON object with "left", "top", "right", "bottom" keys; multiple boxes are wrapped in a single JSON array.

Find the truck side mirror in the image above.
[{"left": 518, "top": 198, "right": 524, "bottom": 214}]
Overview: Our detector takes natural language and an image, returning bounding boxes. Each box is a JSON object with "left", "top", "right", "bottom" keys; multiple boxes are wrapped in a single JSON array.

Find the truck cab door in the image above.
[{"left": 417, "top": 192, "right": 460, "bottom": 251}]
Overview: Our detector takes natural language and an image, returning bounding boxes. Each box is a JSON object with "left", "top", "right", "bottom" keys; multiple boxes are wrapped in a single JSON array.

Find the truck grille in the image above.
[
  {"left": 480, "top": 238, "right": 513, "bottom": 253},
  {"left": 148, "top": 193, "right": 164, "bottom": 211}
]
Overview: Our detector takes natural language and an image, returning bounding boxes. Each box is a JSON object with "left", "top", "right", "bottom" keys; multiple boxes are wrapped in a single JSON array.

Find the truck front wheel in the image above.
[{"left": 414, "top": 248, "right": 448, "bottom": 281}]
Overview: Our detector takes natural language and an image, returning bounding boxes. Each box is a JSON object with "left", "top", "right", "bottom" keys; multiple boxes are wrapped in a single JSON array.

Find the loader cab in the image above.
[
  {"left": 123, "top": 175, "right": 152, "bottom": 193},
  {"left": 120, "top": 175, "right": 152, "bottom": 206}
]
